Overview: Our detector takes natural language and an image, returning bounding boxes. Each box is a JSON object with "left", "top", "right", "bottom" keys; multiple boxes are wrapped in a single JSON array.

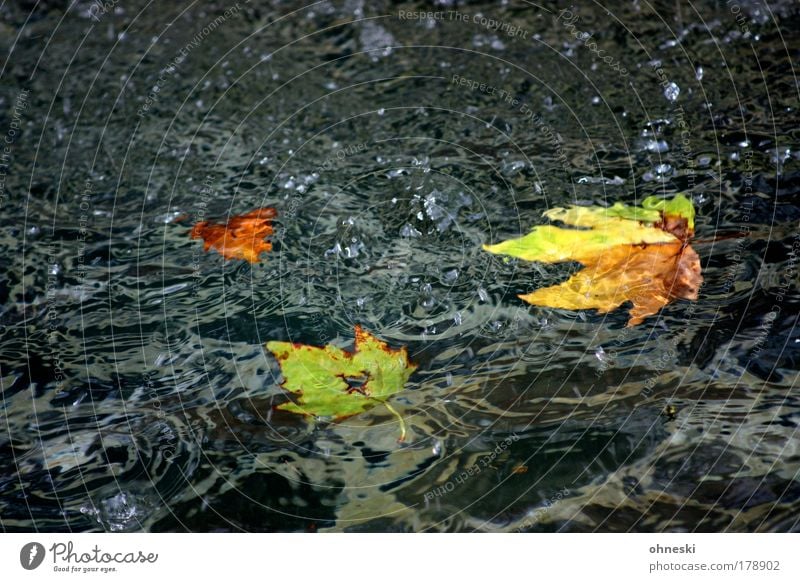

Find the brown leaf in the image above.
[
  {"left": 519, "top": 242, "right": 702, "bottom": 326},
  {"left": 190, "top": 207, "right": 277, "bottom": 263}
]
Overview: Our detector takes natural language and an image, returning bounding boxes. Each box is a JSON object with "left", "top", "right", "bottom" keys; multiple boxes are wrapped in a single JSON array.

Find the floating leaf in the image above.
[
  {"left": 519, "top": 242, "right": 701, "bottom": 326},
  {"left": 483, "top": 195, "right": 702, "bottom": 326},
  {"left": 266, "top": 326, "right": 417, "bottom": 437},
  {"left": 190, "top": 207, "right": 276, "bottom": 263}
]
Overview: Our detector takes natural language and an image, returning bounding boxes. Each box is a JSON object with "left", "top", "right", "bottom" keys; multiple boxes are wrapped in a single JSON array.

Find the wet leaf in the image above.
[
  {"left": 190, "top": 207, "right": 277, "bottom": 263},
  {"left": 483, "top": 195, "right": 702, "bottom": 325},
  {"left": 519, "top": 242, "right": 702, "bottom": 326},
  {"left": 266, "top": 326, "right": 417, "bottom": 424}
]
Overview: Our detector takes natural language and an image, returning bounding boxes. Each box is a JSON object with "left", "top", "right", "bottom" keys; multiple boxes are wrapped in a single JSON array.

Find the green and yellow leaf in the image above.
[
  {"left": 483, "top": 195, "right": 702, "bottom": 326},
  {"left": 266, "top": 326, "right": 417, "bottom": 430}
]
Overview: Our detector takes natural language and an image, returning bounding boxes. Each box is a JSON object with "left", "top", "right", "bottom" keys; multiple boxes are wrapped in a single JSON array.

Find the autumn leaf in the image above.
[
  {"left": 190, "top": 207, "right": 277, "bottom": 263},
  {"left": 266, "top": 326, "right": 417, "bottom": 438},
  {"left": 483, "top": 195, "right": 702, "bottom": 326}
]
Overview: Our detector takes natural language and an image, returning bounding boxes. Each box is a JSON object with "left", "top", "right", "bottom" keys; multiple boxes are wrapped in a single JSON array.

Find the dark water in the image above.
[{"left": 1, "top": 0, "right": 798, "bottom": 532}]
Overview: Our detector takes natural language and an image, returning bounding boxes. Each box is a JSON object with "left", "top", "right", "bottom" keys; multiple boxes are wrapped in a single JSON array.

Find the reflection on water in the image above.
[{"left": 0, "top": 0, "right": 798, "bottom": 532}]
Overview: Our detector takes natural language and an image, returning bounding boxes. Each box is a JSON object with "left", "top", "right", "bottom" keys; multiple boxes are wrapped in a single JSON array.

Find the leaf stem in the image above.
[{"left": 383, "top": 401, "right": 407, "bottom": 443}]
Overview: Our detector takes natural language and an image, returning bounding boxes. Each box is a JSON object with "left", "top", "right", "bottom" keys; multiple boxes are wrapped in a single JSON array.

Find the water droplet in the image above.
[
  {"left": 664, "top": 82, "right": 680, "bottom": 102},
  {"left": 81, "top": 491, "right": 156, "bottom": 532},
  {"left": 442, "top": 269, "right": 459, "bottom": 284},
  {"left": 400, "top": 223, "right": 421, "bottom": 238},
  {"left": 655, "top": 163, "right": 672, "bottom": 175},
  {"left": 644, "top": 139, "right": 669, "bottom": 153},
  {"left": 420, "top": 283, "right": 435, "bottom": 309}
]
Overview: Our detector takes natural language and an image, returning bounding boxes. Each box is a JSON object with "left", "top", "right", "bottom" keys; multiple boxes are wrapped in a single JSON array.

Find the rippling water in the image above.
[{"left": 1, "top": 0, "right": 798, "bottom": 532}]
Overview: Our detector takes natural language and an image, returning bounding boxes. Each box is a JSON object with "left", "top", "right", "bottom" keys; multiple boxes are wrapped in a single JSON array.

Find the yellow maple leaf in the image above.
[{"left": 483, "top": 195, "right": 702, "bottom": 326}]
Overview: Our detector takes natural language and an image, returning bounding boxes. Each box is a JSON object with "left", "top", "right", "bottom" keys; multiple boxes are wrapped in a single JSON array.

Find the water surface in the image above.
[{"left": 0, "top": 0, "right": 798, "bottom": 532}]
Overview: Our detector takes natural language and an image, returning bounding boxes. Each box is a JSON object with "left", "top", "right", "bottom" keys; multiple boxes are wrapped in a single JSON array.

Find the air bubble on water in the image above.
[
  {"left": 283, "top": 177, "right": 296, "bottom": 189},
  {"left": 49, "top": 263, "right": 61, "bottom": 276},
  {"left": 356, "top": 297, "right": 366, "bottom": 309},
  {"left": 432, "top": 440, "right": 442, "bottom": 456},
  {"left": 591, "top": 96, "right": 601, "bottom": 105},
  {"left": 377, "top": 108, "right": 385, "bottom": 116},
  {"left": 453, "top": 311, "right": 463, "bottom": 326},
  {"left": 477, "top": 287, "right": 490, "bottom": 303},
  {"left": 595, "top": 346, "right": 607, "bottom": 362},
  {"left": 737, "top": 140, "right": 750, "bottom": 148},
  {"left": 664, "top": 82, "right": 680, "bottom": 102},
  {"left": 695, "top": 66, "right": 704, "bottom": 80}
]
